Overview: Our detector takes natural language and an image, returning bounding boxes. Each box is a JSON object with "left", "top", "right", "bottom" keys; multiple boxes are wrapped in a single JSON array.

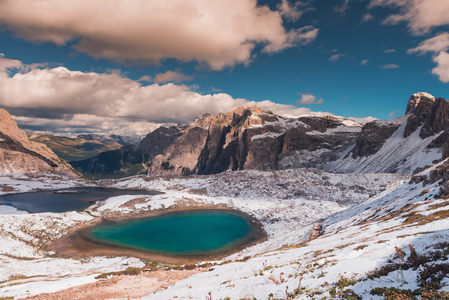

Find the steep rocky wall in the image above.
[{"left": 150, "top": 106, "right": 361, "bottom": 175}]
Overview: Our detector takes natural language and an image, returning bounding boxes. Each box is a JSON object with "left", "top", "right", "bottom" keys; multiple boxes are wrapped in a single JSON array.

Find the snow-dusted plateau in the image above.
[{"left": 1, "top": 93, "right": 449, "bottom": 299}]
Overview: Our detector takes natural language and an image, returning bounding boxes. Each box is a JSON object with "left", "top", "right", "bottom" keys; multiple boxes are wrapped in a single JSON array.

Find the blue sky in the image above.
[{"left": 0, "top": 0, "right": 448, "bottom": 136}]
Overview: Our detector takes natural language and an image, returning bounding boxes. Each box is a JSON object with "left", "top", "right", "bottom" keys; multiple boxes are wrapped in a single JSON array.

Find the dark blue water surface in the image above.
[
  {"left": 0, "top": 187, "right": 158, "bottom": 213},
  {"left": 89, "top": 210, "right": 257, "bottom": 256}
]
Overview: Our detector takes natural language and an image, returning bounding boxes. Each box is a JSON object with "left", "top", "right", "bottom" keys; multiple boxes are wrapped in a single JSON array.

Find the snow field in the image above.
[{"left": 0, "top": 168, "right": 432, "bottom": 299}]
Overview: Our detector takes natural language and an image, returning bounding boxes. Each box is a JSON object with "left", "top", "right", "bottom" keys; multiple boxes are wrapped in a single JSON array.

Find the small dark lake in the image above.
[
  {"left": 0, "top": 187, "right": 159, "bottom": 213},
  {"left": 89, "top": 210, "right": 263, "bottom": 256}
]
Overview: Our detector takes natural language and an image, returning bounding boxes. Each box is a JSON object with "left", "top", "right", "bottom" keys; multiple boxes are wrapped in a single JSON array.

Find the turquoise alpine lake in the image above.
[{"left": 89, "top": 210, "right": 262, "bottom": 256}]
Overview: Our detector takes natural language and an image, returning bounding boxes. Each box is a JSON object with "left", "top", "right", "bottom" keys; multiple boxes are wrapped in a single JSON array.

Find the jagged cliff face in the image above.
[
  {"left": 71, "top": 93, "right": 449, "bottom": 178},
  {"left": 151, "top": 108, "right": 257, "bottom": 175},
  {"left": 0, "top": 109, "right": 78, "bottom": 176},
  {"left": 124, "top": 106, "right": 363, "bottom": 176},
  {"left": 73, "top": 105, "right": 360, "bottom": 178}
]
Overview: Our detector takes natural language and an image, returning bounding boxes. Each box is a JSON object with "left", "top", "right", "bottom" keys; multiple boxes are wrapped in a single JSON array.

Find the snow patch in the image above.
[
  {"left": 251, "top": 132, "right": 284, "bottom": 141},
  {"left": 413, "top": 92, "right": 435, "bottom": 99}
]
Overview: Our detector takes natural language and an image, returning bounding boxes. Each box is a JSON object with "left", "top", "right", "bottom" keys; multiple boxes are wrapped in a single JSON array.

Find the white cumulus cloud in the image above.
[
  {"left": 0, "top": 56, "right": 22, "bottom": 71},
  {"left": 334, "top": 0, "right": 350, "bottom": 14},
  {"left": 408, "top": 33, "right": 449, "bottom": 83},
  {"left": 277, "top": 0, "right": 309, "bottom": 22},
  {"left": 153, "top": 71, "right": 194, "bottom": 83},
  {"left": 432, "top": 51, "right": 449, "bottom": 83},
  {"left": 329, "top": 54, "right": 341, "bottom": 62},
  {"left": 361, "top": 13, "right": 374, "bottom": 23},
  {"left": 0, "top": 56, "right": 320, "bottom": 136},
  {"left": 408, "top": 32, "right": 449, "bottom": 54},
  {"left": 297, "top": 93, "right": 324, "bottom": 105},
  {"left": 0, "top": 0, "right": 318, "bottom": 70},
  {"left": 381, "top": 63, "right": 399, "bottom": 69},
  {"left": 369, "top": 0, "right": 449, "bottom": 35}
]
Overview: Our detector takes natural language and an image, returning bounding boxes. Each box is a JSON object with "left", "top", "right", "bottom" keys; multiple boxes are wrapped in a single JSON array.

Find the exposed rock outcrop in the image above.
[
  {"left": 443, "top": 138, "right": 449, "bottom": 160},
  {"left": 351, "top": 122, "right": 400, "bottom": 158},
  {"left": 405, "top": 92, "right": 449, "bottom": 138},
  {"left": 309, "top": 223, "right": 322, "bottom": 240},
  {"left": 154, "top": 106, "right": 279, "bottom": 175},
  {"left": 0, "top": 109, "right": 78, "bottom": 176}
]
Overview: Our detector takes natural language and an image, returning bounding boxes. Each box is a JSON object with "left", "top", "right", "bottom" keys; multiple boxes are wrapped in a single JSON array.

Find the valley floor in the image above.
[{"left": 1, "top": 167, "right": 448, "bottom": 299}]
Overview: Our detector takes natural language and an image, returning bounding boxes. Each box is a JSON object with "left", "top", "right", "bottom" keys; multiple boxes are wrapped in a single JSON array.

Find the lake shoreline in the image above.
[{"left": 49, "top": 206, "right": 267, "bottom": 264}]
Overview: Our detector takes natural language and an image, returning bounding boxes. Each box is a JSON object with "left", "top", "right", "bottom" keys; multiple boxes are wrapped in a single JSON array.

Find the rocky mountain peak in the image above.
[
  {"left": 404, "top": 92, "right": 449, "bottom": 138},
  {"left": 191, "top": 113, "right": 213, "bottom": 128},
  {"left": 192, "top": 105, "right": 269, "bottom": 130},
  {"left": 405, "top": 92, "right": 436, "bottom": 115},
  {"left": 227, "top": 105, "right": 264, "bottom": 117}
]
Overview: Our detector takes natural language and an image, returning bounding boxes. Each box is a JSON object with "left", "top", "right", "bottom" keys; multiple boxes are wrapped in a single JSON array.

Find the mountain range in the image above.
[
  {"left": 71, "top": 92, "right": 449, "bottom": 179},
  {"left": 28, "top": 132, "right": 140, "bottom": 162}
]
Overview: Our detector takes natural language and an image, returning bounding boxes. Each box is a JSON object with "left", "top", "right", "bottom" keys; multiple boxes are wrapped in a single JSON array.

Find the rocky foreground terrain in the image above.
[{"left": 73, "top": 92, "right": 447, "bottom": 179}]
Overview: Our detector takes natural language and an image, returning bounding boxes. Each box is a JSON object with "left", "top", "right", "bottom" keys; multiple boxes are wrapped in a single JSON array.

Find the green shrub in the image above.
[
  {"left": 370, "top": 287, "right": 418, "bottom": 300},
  {"left": 418, "top": 263, "right": 449, "bottom": 291},
  {"left": 95, "top": 267, "right": 142, "bottom": 279},
  {"left": 336, "top": 275, "right": 357, "bottom": 289}
]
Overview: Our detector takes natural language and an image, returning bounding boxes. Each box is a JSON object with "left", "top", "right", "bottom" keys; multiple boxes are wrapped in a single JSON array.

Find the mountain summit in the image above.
[{"left": 405, "top": 92, "right": 449, "bottom": 139}]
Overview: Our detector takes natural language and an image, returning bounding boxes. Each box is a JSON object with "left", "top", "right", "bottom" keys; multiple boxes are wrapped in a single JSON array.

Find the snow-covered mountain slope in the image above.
[
  {"left": 323, "top": 115, "right": 442, "bottom": 174},
  {"left": 143, "top": 161, "right": 449, "bottom": 299},
  {"left": 0, "top": 170, "right": 403, "bottom": 298}
]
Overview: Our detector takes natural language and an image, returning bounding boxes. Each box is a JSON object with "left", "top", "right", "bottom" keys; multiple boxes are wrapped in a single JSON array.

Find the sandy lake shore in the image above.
[{"left": 49, "top": 206, "right": 267, "bottom": 264}]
